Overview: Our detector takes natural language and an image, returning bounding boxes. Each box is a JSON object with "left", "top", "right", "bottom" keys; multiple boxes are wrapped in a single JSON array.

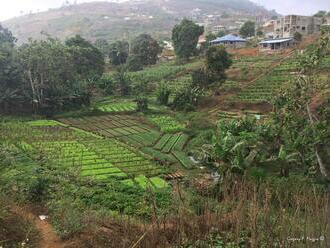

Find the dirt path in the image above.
[{"left": 12, "top": 206, "right": 68, "bottom": 248}]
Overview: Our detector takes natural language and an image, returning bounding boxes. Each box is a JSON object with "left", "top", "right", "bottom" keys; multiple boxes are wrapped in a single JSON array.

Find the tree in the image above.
[
  {"left": 172, "top": 19, "right": 204, "bottom": 60},
  {"left": 66, "top": 35, "right": 104, "bottom": 81},
  {"left": 126, "top": 55, "right": 143, "bottom": 72},
  {"left": 293, "top": 32, "right": 303, "bottom": 42},
  {"left": 314, "top": 10, "right": 327, "bottom": 18},
  {"left": 129, "top": 34, "right": 161, "bottom": 68},
  {"left": 205, "top": 45, "right": 232, "bottom": 82},
  {"left": 0, "top": 24, "right": 16, "bottom": 44},
  {"left": 256, "top": 28, "right": 264, "bottom": 37},
  {"left": 94, "top": 38, "right": 110, "bottom": 57},
  {"left": 109, "top": 40, "right": 129, "bottom": 66},
  {"left": 0, "top": 25, "right": 25, "bottom": 112},
  {"left": 172, "top": 86, "right": 203, "bottom": 111},
  {"left": 0, "top": 25, "right": 22, "bottom": 91},
  {"left": 239, "top": 21, "right": 255, "bottom": 38},
  {"left": 217, "top": 30, "right": 227, "bottom": 38},
  {"left": 113, "top": 66, "right": 131, "bottom": 96},
  {"left": 19, "top": 38, "right": 77, "bottom": 107}
]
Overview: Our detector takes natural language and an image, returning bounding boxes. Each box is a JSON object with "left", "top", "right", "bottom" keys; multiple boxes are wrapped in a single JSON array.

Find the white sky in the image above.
[
  {"left": 251, "top": 0, "right": 330, "bottom": 15},
  {"left": 0, "top": 0, "right": 329, "bottom": 21}
]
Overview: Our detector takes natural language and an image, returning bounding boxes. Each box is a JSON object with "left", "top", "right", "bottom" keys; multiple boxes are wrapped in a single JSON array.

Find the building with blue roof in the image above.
[{"left": 210, "top": 34, "right": 247, "bottom": 48}]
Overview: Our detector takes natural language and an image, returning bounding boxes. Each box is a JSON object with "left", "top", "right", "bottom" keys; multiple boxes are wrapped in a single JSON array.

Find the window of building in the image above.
[{"left": 302, "top": 26, "right": 306, "bottom": 31}]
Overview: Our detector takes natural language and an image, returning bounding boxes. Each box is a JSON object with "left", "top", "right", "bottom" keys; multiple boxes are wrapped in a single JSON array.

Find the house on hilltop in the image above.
[{"left": 210, "top": 34, "right": 247, "bottom": 48}]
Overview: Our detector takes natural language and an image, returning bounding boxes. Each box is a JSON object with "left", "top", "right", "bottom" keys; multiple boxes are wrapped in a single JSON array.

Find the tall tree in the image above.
[
  {"left": 109, "top": 40, "right": 129, "bottom": 66},
  {"left": 192, "top": 45, "right": 232, "bottom": 88},
  {"left": 0, "top": 25, "right": 23, "bottom": 107},
  {"left": 94, "top": 38, "right": 110, "bottom": 57},
  {"left": 130, "top": 34, "right": 161, "bottom": 67},
  {"left": 66, "top": 35, "right": 104, "bottom": 81},
  {"left": 172, "top": 19, "right": 204, "bottom": 60},
  {"left": 239, "top": 21, "right": 255, "bottom": 38},
  {"left": 19, "top": 38, "right": 77, "bottom": 106},
  {"left": 205, "top": 45, "right": 232, "bottom": 80},
  {"left": 0, "top": 25, "right": 20, "bottom": 86}
]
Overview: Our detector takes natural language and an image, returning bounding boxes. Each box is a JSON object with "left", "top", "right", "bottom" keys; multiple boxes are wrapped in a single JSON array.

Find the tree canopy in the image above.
[
  {"left": 129, "top": 34, "right": 161, "bottom": 68},
  {"left": 66, "top": 35, "right": 105, "bottom": 81},
  {"left": 109, "top": 40, "right": 129, "bottom": 66},
  {"left": 172, "top": 19, "right": 204, "bottom": 60},
  {"left": 94, "top": 38, "right": 110, "bottom": 57},
  {"left": 19, "top": 38, "right": 78, "bottom": 105},
  {"left": 0, "top": 24, "right": 16, "bottom": 45},
  {"left": 239, "top": 21, "right": 255, "bottom": 38}
]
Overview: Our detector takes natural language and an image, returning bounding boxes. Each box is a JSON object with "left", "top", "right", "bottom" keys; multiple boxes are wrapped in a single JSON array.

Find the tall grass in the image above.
[{"left": 64, "top": 176, "right": 329, "bottom": 247}]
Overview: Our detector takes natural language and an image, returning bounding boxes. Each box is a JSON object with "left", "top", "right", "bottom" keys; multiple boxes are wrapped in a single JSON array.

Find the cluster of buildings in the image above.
[{"left": 209, "top": 14, "right": 328, "bottom": 52}]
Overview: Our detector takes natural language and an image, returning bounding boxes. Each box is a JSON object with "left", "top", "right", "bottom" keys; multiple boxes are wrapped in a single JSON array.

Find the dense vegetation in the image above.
[{"left": 0, "top": 19, "right": 329, "bottom": 248}]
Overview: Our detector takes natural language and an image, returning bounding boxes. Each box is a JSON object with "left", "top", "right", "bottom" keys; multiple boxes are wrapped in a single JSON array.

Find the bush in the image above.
[
  {"left": 97, "top": 76, "right": 115, "bottom": 95},
  {"left": 50, "top": 197, "right": 86, "bottom": 239},
  {"left": 191, "top": 68, "right": 213, "bottom": 88},
  {"left": 127, "top": 55, "right": 143, "bottom": 72},
  {"left": 172, "top": 86, "right": 203, "bottom": 111},
  {"left": 136, "top": 96, "right": 148, "bottom": 112}
]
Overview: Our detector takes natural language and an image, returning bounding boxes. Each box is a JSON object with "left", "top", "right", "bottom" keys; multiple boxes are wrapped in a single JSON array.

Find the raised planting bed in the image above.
[
  {"left": 162, "top": 133, "right": 182, "bottom": 153},
  {"left": 149, "top": 177, "right": 169, "bottom": 189},
  {"left": 172, "top": 151, "right": 194, "bottom": 169},
  {"left": 148, "top": 115, "right": 186, "bottom": 133},
  {"left": 154, "top": 134, "right": 172, "bottom": 150}
]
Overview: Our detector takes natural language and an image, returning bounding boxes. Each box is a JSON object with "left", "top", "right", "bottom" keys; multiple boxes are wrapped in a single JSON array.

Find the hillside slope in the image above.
[{"left": 2, "top": 0, "right": 270, "bottom": 44}]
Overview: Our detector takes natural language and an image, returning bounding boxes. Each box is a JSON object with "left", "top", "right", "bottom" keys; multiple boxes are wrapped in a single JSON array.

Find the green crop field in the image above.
[
  {"left": 230, "top": 56, "right": 298, "bottom": 103},
  {"left": 148, "top": 115, "right": 186, "bottom": 133},
  {"left": 3, "top": 119, "right": 168, "bottom": 185},
  {"left": 95, "top": 99, "right": 137, "bottom": 113},
  {"left": 59, "top": 114, "right": 194, "bottom": 170}
]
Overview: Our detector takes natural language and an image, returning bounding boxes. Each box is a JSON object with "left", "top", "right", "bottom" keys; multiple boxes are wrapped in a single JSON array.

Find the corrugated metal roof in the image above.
[
  {"left": 259, "top": 38, "right": 293, "bottom": 44},
  {"left": 210, "top": 34, "right": 247, "bottom": 43}
]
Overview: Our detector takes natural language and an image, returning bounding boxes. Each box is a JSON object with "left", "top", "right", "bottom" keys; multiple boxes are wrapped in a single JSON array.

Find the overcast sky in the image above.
[{"left": 0, "top": 0, "right": 329, "bottom": 21}]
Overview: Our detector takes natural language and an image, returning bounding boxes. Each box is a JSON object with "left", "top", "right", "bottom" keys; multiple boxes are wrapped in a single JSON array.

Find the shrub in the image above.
[
  {"left": 50, "top": 197, "right": 86, "bottom": 239},
  {"left": 136, "top": 96, "right": 148, "bottom": 112},
  {"left": 127, "top": 55, "right": 143, "bottom": 72},
  {"left": 172, "top": 86, "right": 203, "bottom": 111}
]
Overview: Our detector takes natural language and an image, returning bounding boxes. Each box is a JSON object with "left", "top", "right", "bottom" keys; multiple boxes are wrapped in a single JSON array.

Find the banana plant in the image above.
[
  {"left": 212, "top": 117, "right": 271, "bottom": 174},
  {"left": 266, "top": 145, "right": 300, "bottom": 177}
]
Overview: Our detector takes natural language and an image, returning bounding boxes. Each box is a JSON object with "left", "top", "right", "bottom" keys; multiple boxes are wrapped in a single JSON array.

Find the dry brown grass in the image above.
[{"left": 63, "top": 177, "right": 329, "bottom": 248}]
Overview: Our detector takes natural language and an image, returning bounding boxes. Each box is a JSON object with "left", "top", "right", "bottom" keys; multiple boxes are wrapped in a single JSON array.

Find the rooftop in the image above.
[
  {"left": 259, "top": 38, "right": 293, "bottom": 44},
  {"left": 210, "top": 34, "right": 247, "bottom": 44}
]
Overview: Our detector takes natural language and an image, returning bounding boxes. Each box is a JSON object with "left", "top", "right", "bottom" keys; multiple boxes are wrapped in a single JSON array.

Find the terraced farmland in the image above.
[
  {"left": 95, "top": 100, "right": 137, "bottom": 113},
  {"left": 148, "top": 115, "right": 186, "bottom": 133},
  {"left": 231, "top": 57, "right": 298, "bottom": 103},
  {"left": 59, "top": 114, "right": 195, "bottom": 169},
  {"left": 59, "top": 115, "right": 151, "bottom": 138},
  {"left": 11, "top": 120, "right": 170, "bottom": 187}
]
